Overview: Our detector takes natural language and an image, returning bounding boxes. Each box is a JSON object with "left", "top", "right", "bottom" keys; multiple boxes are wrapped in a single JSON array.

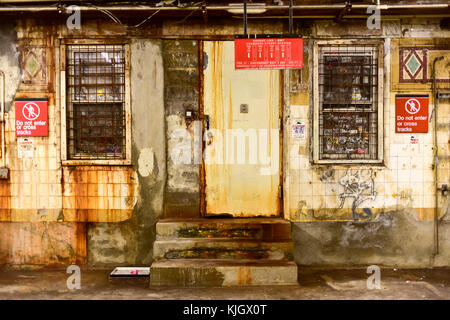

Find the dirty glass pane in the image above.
[
  {"left": 322, "top": 113, "right": 370, "bottom": 155},
  {"left": 322, "top": 55, "right": 372, "bottom": 105},
  {"left": 73, "top": 104, "right": 124, "bottom": 156},
  {"left": 318, "top": 45, "right": 378, "bottom": 160},
  {"left": 67, "top": 45, "right": 126, "bottom": 160},
  {"left": 68, "top": 45, "right": 125, "bottom": 103}
]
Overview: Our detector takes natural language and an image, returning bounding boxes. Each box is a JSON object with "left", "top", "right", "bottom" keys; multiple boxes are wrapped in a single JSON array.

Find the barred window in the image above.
[
  {"left": 66, "top": 45, "right": 126, "bottom": 160},
  {"left": 315, "top": 44, "right": 382, "bottom": 162}
]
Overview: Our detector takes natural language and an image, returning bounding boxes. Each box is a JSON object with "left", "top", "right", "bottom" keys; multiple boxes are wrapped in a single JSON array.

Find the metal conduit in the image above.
[{"left": 0, "top": 3, "right": 448, "bottom": 12}]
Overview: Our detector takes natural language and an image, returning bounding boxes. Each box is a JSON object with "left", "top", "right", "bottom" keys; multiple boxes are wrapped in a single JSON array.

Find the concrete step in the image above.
[
  {"left": 156, "top": 218, "right": 291, "bottom": 241},
  {"left": 153, "top": 238, "right": 294, "bottom": 261},
  {"left": 150, "top": 259, "right": 298, "bottom": 286}
]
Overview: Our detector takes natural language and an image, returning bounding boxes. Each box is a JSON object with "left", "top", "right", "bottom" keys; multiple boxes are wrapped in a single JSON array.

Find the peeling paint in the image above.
[{"left": 138, "top": 148, "right": 155, "bottom": 177}]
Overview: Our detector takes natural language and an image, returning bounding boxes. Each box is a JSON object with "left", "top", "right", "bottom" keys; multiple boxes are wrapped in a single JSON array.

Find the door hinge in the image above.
[{"left": 278, "top": 185, "right": 283, "bottom": 198}]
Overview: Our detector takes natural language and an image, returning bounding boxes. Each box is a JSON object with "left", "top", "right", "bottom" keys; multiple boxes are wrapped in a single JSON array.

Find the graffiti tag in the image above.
[{"left": 338, "top": 169, "right": 377, "bottom": 221}]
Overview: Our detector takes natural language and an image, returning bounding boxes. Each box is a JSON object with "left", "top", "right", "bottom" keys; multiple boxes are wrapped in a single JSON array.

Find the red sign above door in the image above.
[
  {"left": 15, "top": 99, "right": 48, "bottom": 136},
  {"left": 234, "top": 36, "right": 303, "bottom": 70},
  {"left": 395, "top": 95, "right": 429, "bottom": 133}
]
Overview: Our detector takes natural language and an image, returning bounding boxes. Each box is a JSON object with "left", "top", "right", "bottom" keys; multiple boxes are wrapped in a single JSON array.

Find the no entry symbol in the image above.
[
  {"left": 405, "top": 98, "right": 420, "bottom": 115},
  {"left": 22, "top": 102, "right": 41, "bottom": 121}
]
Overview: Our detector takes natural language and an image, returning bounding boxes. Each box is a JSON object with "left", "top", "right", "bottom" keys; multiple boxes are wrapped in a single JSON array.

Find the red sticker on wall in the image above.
[
  {"left": 235, "top": 37, "right": 303, "bottom": 69},
  {"left": 15, "top": 99, "right": 48, "bottom": 136},
  {"left": 395, "top": 95, "right": 429, "bottom": 133}
]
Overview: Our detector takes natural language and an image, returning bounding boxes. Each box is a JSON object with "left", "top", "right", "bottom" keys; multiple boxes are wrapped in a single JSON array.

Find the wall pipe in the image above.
[
  {"left": 0, "top": 3, "right": 448, "bottom": 12},
  {"left": 431, "top": 56, "right": 444, "bottom": 259},
  {"left": 0, "top": 70, "right": 5, "bottom": 168},
  {"left": 289, "top": 0, "right": 293, "bottom": 34},
  {"left": 243, "top": 0, "right": 247, "bottom": 35}
]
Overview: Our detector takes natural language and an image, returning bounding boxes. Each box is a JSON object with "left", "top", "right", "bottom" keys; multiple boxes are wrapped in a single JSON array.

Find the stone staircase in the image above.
[{"left": 150, "top": 218, "right": 298, "bottom": 286}]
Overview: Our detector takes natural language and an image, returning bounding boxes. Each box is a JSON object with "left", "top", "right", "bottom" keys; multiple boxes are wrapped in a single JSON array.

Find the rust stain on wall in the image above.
[
  {"left": 0, "top": 180, "right": 11, "bottom": 221},
  {"left": 0, "top": 222, "right": 86, "bottom": 265},
  {"left": 237, "top": 267, "right": 252, "bottom": 285},
  {"left": 62, "top": 166, "right": 138, "bottom": 222}
]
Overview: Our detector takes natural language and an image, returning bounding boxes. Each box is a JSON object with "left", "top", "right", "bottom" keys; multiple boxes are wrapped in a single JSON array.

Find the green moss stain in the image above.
[
  {"left": 178, "top": 227, "right": 260, "bottom": 239},
  {"left": 165, "top": 247, "right": 269, "bottom": 260}
]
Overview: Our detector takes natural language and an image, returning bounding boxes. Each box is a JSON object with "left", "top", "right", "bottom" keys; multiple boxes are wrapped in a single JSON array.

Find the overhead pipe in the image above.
[
  {"left": 0, "top": 3, "right": 448, "bottom": 12},
  {"left": 238, "top": 14, "right": 450, "bottom": 20}
]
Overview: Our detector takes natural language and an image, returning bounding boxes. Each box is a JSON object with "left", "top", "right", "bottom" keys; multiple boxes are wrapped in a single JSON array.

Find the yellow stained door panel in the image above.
[{"left": 203, "top": 41, "right": 281, "bottom": 217}]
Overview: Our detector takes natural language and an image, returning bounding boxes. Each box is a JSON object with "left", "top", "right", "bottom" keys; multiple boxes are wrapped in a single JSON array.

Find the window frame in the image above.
[
  {"left": 312, "top": 39, "right": 384, "bottom": 164},
  {"left": 60, "top": 40, "right": 131, "bottom": 166}
]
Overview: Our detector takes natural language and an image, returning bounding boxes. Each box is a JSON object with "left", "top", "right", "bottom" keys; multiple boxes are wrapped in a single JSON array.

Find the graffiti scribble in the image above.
[{"left": 338, "top": 169, "right": 376, "bottom": 221}]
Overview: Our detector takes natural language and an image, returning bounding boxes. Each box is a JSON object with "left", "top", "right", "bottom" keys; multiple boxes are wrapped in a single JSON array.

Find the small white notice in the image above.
[
  {"left": 109, "top": 267, "right": 150, "bottom": 278},
  {"left": 291, "top": 119, "right": 306, "bottom": 140},
  {"left": 18, "top": 137, "right": 34, "bottom": 158}
]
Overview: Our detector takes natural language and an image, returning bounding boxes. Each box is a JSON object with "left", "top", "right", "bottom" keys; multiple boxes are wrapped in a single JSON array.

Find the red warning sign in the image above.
[
  {"left": 395, "top": 95, "right": 429, "bottom": 133},
  {"left": 235, "top": 37, "right": 303, "bottom": 70},
  {"left": 15, "top": 99, "right": 48, "bottom": 136}
]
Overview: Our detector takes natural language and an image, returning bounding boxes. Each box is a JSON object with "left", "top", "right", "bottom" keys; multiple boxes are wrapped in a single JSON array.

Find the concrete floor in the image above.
[{"left": 0, "top": 266, "right": 448, "bottom": 300}]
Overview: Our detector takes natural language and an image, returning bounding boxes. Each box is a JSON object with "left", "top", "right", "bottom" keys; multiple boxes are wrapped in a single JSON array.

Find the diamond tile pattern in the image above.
[{"left": 406, "top": 54, "right": 421, "bottom": 75}]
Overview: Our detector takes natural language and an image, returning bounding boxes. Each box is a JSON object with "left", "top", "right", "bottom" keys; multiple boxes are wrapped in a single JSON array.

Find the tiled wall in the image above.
[
  {"left": 288, "top": 38, "right": 449, "bottom": 222},
  {"left": 0, "top": 43, "right": 138, "bottom": 223},
  {"left": 0, "top": 101, "right": 62, "bottom": 221},
  {"left": 0, "top": 25, "right": 139, "bottom": 265}
]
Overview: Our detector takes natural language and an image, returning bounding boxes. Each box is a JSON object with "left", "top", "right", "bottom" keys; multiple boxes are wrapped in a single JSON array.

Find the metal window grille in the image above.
[
  {"left": 66, "top": 45, "right": 126, "bottom": 160},
  {"left": 318, "top": 44, "right": 379, "bottom": 160}
]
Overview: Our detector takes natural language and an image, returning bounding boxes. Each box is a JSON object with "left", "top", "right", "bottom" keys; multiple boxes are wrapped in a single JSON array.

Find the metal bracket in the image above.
[{"left": 438, "top": 184, "right": 448, "bottom": 196}]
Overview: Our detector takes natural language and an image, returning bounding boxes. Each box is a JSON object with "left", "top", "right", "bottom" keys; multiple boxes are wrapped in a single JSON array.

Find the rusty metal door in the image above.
[{"left": 203, "top": 41, "right": 281, "bottom": 217}]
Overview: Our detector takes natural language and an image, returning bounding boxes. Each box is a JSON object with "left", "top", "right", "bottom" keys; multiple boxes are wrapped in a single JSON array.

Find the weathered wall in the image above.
[
  {"left": 287, "top": 19, "right": 450, "bottom": 267},
  {"left": 163, "top": 40, "right": 201, "bottom": 218},
  {"left": 87, "top": 39, "right": 166, "bottom": 266},
  {"left": 0, "top": 20, "right": 165, "bottom": 266},
  {"left": 0, "top": 222, "right": 86, "bottom": 265},
  {"left": 0, "top": 16, "right": 448, "bottom": 269},
  {"left": 0, "top": 20, "right": 21, "bottom": 112},
  {"left": 0, "top": 18, "right": 289, "bottom": 267},
  {"left": 0, "top": 19, "right": 90, "bottom": 265}
]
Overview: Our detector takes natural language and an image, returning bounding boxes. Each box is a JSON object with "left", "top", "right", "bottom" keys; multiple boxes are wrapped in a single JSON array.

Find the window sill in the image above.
[
  {"left": 313, "top": 159, "right": 384, "bottom": 165},
  {"left": 62, "top": 159, "right": 132, "bottom": 166}
]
